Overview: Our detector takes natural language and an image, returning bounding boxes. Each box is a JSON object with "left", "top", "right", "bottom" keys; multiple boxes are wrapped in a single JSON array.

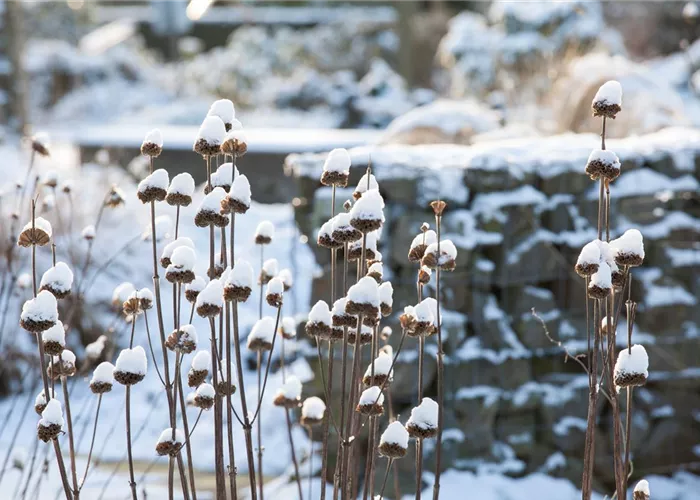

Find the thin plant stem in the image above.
[
  {"left": 286, "top": 409, "right": 303, "bottom": 500},
  {"left": 125, "top": 386, "right": 137, "bottom": 500},
  {"left": 61, "top": 376, "right": 79, "bottom": 498},
  {"left": 307, "top": 426, "right": 314, "bottom": 500},
  {"left": 78, "top": 394, "right": 102, "bottom": 491},
  {"left": 176, "top": 355, "right": 197, "bottom": 500},
  {"left": 209, "top": 316, "right": 227, "bottom": 500},
  {"left": 432, "top": 209, "right": 445, "bottom": 500},
  {"left": 377, "top": 459, "right": 393, "bottom": 500},
  {"left": 224, "top": 302, "right": 237, "bottom": 500},
  {"left": 257, "top": 349, "right": 264, "bottom": 500}
]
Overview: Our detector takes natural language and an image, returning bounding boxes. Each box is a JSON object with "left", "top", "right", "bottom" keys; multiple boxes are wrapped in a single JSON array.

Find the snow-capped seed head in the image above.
[
  {"left": 367, "top": 262, "right": 383, "bottom": 283},
  {"left": 633, "top": 479, "right": 650, "bottom": 500},
  {"left": 266, "top": 277, "right": 284, "bottom": 307},
  {"left": 18, "top": 217, "right": 52, "bottom": 247},
  {"left": 20, "top": 290, "right": 58, "bottom": 333},
  {"left": 357, "top": 386, "right": 384, "bottom": 416},
  {"left": 81, "top": 225, "right": 96, "bottom": 241},
  {"left": 155, "top": 428, "right": 186, "bottom": 457},
  {"left": 363, "top": 351, "right": 393, "bottom": 387},
  {"left": 215, "top": 358, "right": 237, "bottom": 396},
  {"left": 418, "top": 265, "right": 431, "bottom": 285},
  {"left": 222, "top": 174, "right": 251, "bottom": 214},
  {"left": 195, "top": 187, "right": 229, "bottom": 228},
  {"left": 248, "top": 317, "right": 276, "bottom": 352},
  {"left": 166, "top": 173, "right": 195, "bottom": 207},
  {"left": 137, "top": 169, "right": 169, "bottom": 204},
  {"left": 353, "top": 172, "right": 379, "bottom": 199},
  {"left": 278, "top": 268, "right": 293, "bottom": 291},
  {"left": 346, "top": 276, "right": 380, "bottom": 317},
  {"left": 378, "top": 421, "right": 408, "bottom": 458},
  {"left": 141, "top": 129, "right": 163, "bottom": 157},
  {"left": 224, "top": 259, "right": 254, "bottom": 302},
  {"left": 220, "top": 128, "right": 248, "bottom": 157},
  {"left": 194, "top": 116, "right": 227, "bottom": 157},
  {"left": 274, "top": 375, "right": 303, "bottom": 408},
  {"left": 188, "top": 350, "right": 211, "bottom": 387},
  {"left": 193, "top": 383, "right": 216, "bottom": 410},
  {"left": 307, "top": 300, "right": 332, "bottom": 338},
  {"left": 410, "top": 299, "right": 436, "bottom": 337},
  {"left": 330, "top": 212, "right": 361, "bottom": 244},
  {"left": 123, "top": 290, "right": 142, "bottom": 316},
  {"left": 408, "top": 229, "right": 437, "bottom": 262},
  {"left": 346, "top": 231, "right": 379, "bottom": 262},
  {"left": 39, "top": 262, "right": 74, "bottom": 299},
  {"left": 280, "top": 316, "right": 296, "bottom": 339},
  {"left": 42, "top": 321, "right": 66, "bottom": 356},
  {"left": 585, "top": 149, "right": 621, "bottom": 181},
  {"left": 592, "top": 80, "right": 622, "bottom": 118},
  {"left": 209, "top": 162, "right": 239, "bottom": 193},
  {"left": 136, "top": 287, "right": 153, "bottom": 310},
  {"left": 350, "top": 190, "right": 385, "bottom": 233},
  {"left": 104, "top": 185, "right": 126, "bottom": 208},
  {"left": 171, "top": 246, "right": 197, "bottom": 271},
  {"left": 43, "top": 170, "right": 59, "bottom": 188},
  {"left": 114, "top": 346, "right": 147, "bottom": 385},
  {"left": 160, "top": 237, "right": 195, "bottom": 268},
  {"left": 254, "top": 221, "right": 275, "bottom": 245},
  {"left": 16, "top": 273, "right": 32, "bottom": 290},
  {"left": 259, "top": 258, "right": 279, "bottom": 285},
  {"left": 406, "top": 397, "right": 439, "bottom": 439},
  {"left": 318, "top": 219, "right": 341, "bottom": 249},
  {"left": 611, "top": 229, "right": 644, "bottom": 267},
  {"left": 321, "top": 148, "right": 351, "bottom": 187},
  {"left": 588, "top": 261, "right": 612, "bottom": 300},
  {"left": 301, "top": 396, "right": 326, "bottom": 426},
  {"left": 37, "top": 399, "right": 63, "bottom": 442},
  {"left": 90, "top": 362, "right": 115, "bottom": 394},
  {"left": 195, "top": 279, "right": 224, "bottom": 318},
  {"left": 207, "top": 99, "right": 235, "bottom": 129},
  {"left": 421, "top": 240, "right": 457, "bottom": 271},
  {"left": 614, "top": 345, "right": 649, "bottom": 389},
  {"left": 378, "top": 281, "right": 393, "bottom": 316},
  {"left": 112, "top": 282, "right": 135, "bottom": 309},
  {"left": 41, "top": 194, "right": 56, "bottom": 211},
  {"left": 165, "top": 324, "right": 198, "bottom": 354},
  {"left": 575, "top": 240, "right": 601, "bottom": 277},
  {"left": 34, "top": 389, "right": 55, "bottom": 415},
  {"left": 31, "top": 132, "right": 50, "bottom": 157},
  {"left": 47, "top": 349, "right": 76, "bottom": 379},
  {"left": 185, "top": 276, "right": 206, "bottom": 303}
]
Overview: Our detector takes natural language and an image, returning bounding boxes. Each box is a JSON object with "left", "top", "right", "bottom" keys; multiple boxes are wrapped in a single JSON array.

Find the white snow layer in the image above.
[
  {"left": 614, "top": 345, "right": 649, "bottom": 377},
  {"left": 378, "top": 282, "right": 393, "bottom": 306},
  {"left": 380, "top": 421, "right": 408, "bottom": 447},
  {"left": 162, "top": 237, "right": 195, "bottom": 261},
  {"left": 231, "top": 174, "right": 251, "bottom": 204},
  {"left": 211, "top": 163, "right": 238, "bottom": 188},
  {"left": 301, "top": 397, "right": 326, "bottom": 419},
  {"left": 277, "top": 376, "right": 303, "bottom": 400},
  {"left": 21, "top": 290, "right": 58, "bottom": 323},
  {"left": 186, "top": 276, "right": 206, "bottom": 293},
  {"left": 577, "top": 240, "right": 601, "bottom": 266},
  {"left": 191, "top": 350, "right": 211, "bottom": 372},
  {"left": 40, "top": 262, "right": 73, "bottom": 292},
  {"left": 196, "top": 383, "right": 215, "bottom": 399},
  {"left": 249, "top": 317, "right": 276, "bottom": 345},
  {"left": 196, "top": 279, "right": 224, "bottom": 308},
  {"left": 157, "top": 428, "right": 185, "bottom": 444},
  {"left": 81, "top": 225, "right": 96, "bottom": 239},
  {"left": 587, "top": 149, "right": 620, "bottom": 168},
  {"left": 168, "top": 173, "right": 195, "bottom": 196},
  {"left": 255, "top": 220, "right": 275, "bottom": 240},
  {"left": 590, "top": 261, "right": 612, "bottom": 288},
  {"left": 22, "top": 217, "right": 53, "bottom": 239},
  {"left": 266, "top": 277, "right": 284, "bottom": 296},
  {"left": 195, "top": 116, "right": 226, "bottom": 145},
  {"left": 115, "top": 346, "right": 147, "bottom": 375},
  {"left": 347, "top": 276, "right": 380, "bottom": 307},
  {"left": 365, "top": 352, "right": 392, "bottom": 377},
  {"left": 39, "top": 399, "right": 64, "bottom": 427},
  {"left": 611, "top": 229, "right": 645, "bottom": 258},
  {"left": 354, "top": 172, "right": 379, "bottom": 194},
  {"left": 170, "top": 246, "right": 197, "bottom": 271},
  {"left": 407, "top": 397, "right": 439, "bottom": 430},
  {"left": 262, "top": 258, "right": 279, "bottom": 277},
  {"left": 142, "top": 129, "right": 163, "bottom": 148},
  {"left": 410, "top": 229, "right": 437, "bottom": 250},
  {"left": 278, "top": 268, "right": 293, "bottom": 289},
  {"left": 415, "top": 300, "right": 435, "bottom": 323},
  {"left": 199, "top": 186, "right": 227, "bottom": 212},
  {"left": 281, "top": 317, "right": 296, "bottom": 337},
  {"left": 91, "top": 362, "right": 116, "bottom": 385},
  {"left": 359, "top": 386, "right": 384, "bottom": 406},
  {"left": 323, "top": 148, "right": 351, "bottom": 174},
  {"left": 593, "top": 80, "right": 622, "bottom": 107},
  {"left": 42, "top": 321, "right": 65, "bottom": 344},
  {"left": 309, "top": 300, "right": 332, "bottom": 323},
  {"left": 350, "top": 189, "right": 385, "bottom": 222},
  {"left": 207, "top": 99, "right": 235, "bottom": 124},
  {"left": 138, "top": 169, "right": 169, "bottom": 191},
  {"left": 228, "top": 260, "right": 254, "bottom": 288},
  {"left": 634, "top": 479, "right": 650, "bottom": 495}
]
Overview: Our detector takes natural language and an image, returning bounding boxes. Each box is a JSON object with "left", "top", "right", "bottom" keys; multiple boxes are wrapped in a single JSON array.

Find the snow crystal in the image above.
[
  {"left": 323, "top": 148, "right": 351, "bottom": 174},
  {"left": 21, "top": 290, "right": 58, "bottom": 323},
  {"left": 577, "top": 240, "right": 600, "bottom": 266},
  {"left": 81, "top": 225, "right": 96, "bottom": 239},
  {"left": 610, "top": 229, "right": 644, "bottom": 258},
  {"left": 228, "top": 260, "right": 254, "bottom": 289},
  {"left": 634, "top": 479, "right": 650, "bottom": 495},
  {"left": 277, "top": 376, "right": 303, "bottom": 400},
  {"left": 195, "top": 116, "right": 226, "bottom": 145},
  {"left": 248, "top": 317, "right": 276, "bottom": 345},
  {"left": 115, "top": 346, "right": 147, "bottom": 375},
  {"left": 21, "top": 217, "right": 52, "bottom": 239},
  {"left": 309, "top": 300, "right": 332, "bottom": 323},
  {"left": 142, "top": 129, "right": 163, "bottom": 148},
  {"left": 39, "top": 399, "right": 64, "bottom": 427},
  {"left": 91, "top": 362, "right": 115, "bottom": 385},
  {"left": 589, "top": 261, "right": 612, "bottom": 288},
  {"left": 266, "top": 277, "right": 284, "bottom": 296},
  {"left": 380, "top": 421, "right": 408, "bottom": 447},
  {"left": 378, "top": 282, "right": 393, "bottom": 306},
  {"left": 301, "top": 397, "right": 326, "bottom": 420},
  {"left": 199, "top": 186, "right": 227, "bottom": 212},
  {"left": 407, "top": 397, "right": 439, "bottom": 430},
  {"left": 207, "top": 99, "right": 235, "bottom": 125},
  {"left": 255, "top": 221, "right": 275, "bottom": 240},
  {"left": 347, "top": 276, "right": 380, "bottom": 306},
  {"left": 359, "top": 386, "right": 384, "bottom": 406},
  {"left": 593, "top": 80, "right": 622, "bottom": 107},
  {"left": 262, "top": 258, "right": 279, "bottom": 277},
  {"left": 138, "top": 169, "right": 169, "bottom": 192},
  {"left": 231, "top": 174, "right": 251, "bottom": 204},
  {"left": 355, "top": 172, "right": 379, "bottom": 195},
  {"left": 168, "top": 173, "right": 195, "bottom": 196},
  {"left": 196, "top": 383, "right": 215, "bottom": 399},
  {"left": 186, "top": 276, "right": 206, "bottom": 293},
  {"left": 365, "top": 352, "right": 392, "bottom": 377},
  {"left": 170, "top": 246, "right": 197, "bottom": 270},
  {"left": 410, "top": 230, "right": 437, "bottom": 250},
  {"left": 42, "top": 321, "right": 65, "bottom": 344},
  {"left": 614, "top": 345, "right": 649, "bottom": 377},
  {"left": 191, "top": 351, "right": 211, "bottom": 372},
  {"left": 350, "top": 189, "right": 385, "bottom": 222},
  {"left": 40, "top": 262, "right": 73, "bottom": 292},
  {"left": 157, "top": 428, "right": 185, "bottom": 445},
  {"left": 196, "top": 279, "right": 224, "bottom": 307}
]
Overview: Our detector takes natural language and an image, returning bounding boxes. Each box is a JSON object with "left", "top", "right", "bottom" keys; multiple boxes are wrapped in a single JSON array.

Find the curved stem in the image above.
[
  {"left": 125, "top": 386, "right": 137, "bottom": 500},
  {"left": 78, "top": 394, "right": 102, "bottom": 491}
]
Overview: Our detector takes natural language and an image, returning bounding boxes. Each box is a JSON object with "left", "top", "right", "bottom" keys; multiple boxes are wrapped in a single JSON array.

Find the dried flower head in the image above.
[
  {"left": 307, "top": 300, "right": 332, "bottom": 339},
  {"left": 156, "top": 428, "right": 185, "bottom": 457},
  {"left": 105, "top": 185, "right": 126, "bottom": 208},
  {"left": 193, "top": 116, "right": 226, "bottom": 157},
  {"left": 320, "top": 148, "right": 351, "bottom": 187},
  {"left": 300, "top": 397, "right": 326, "bottom": 426},
  {"left": 166, "top": 173, "right": 195, "bottom": 207},
  {"left": 18, "top": 217, "right": 52, "bottom": 247},
  {"left": 193, "top": 383, "right": 215, "bottom": 410},
  {"left": 274, "top": 376, "right": 302, "bottom": 408},
  {"left": 592, "top": 80, "right": 622, "bottom": 119},
  {"left": 378, "top": 421, "right": 408, "bottom": 458},
  {"left": 430, "top": 200, "right": 447, "bottom": 216},
  {"left": 31, "top": 133, "right": 51, "bottom": 157},
  {"left": 165, "top": 325, "right": 198, "bottom": 354},
  {"left": 90, "top": 362, "right": 115, "bottom": 394},
  {"left": 141, "top": 129, "right": 163, "bottom": 157},
  {"left": 220, "top": 127, "right": 248, "bottom": 157},
  {"left": 137, "top": 169, "right": 169, "bottom": 204}
]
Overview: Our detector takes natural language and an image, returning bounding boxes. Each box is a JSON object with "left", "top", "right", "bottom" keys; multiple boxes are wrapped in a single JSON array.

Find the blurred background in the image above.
[{"left": 0, "top": 1, "right": 699, "bottom": 499}]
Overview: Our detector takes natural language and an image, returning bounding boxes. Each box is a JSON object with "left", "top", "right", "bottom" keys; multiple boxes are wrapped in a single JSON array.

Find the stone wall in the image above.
[{"left": 286, "top": 127, "right": 700, "bottom": 492}]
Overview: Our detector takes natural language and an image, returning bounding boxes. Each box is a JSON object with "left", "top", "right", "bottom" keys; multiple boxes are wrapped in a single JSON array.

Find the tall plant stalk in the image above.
[{"left": 432, "top": 202, "right": 445, "bottom": 500}]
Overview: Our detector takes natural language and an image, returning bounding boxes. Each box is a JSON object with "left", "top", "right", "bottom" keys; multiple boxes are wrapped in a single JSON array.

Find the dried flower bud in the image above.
[
  {"left": 430, "top": 200, "right": 446, "bottom": 216},
  {"left": 105, "top": 185, "right": 126, "bottom": 208}
]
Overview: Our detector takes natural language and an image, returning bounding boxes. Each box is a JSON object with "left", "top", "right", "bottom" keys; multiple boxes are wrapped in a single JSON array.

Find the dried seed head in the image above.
[
  {"left": 420, "top": 222, "right": 429, "bottom": 232},
  {"left": 633, "top": 480, "right": 650, "bottom": 500},
  {"left": 31, "top": 133, "right": 50, "bottom": 157},
  {"left": 105, "top": 185, "right": 126, "bottom": 208},
  {"left": 18, "top": 217, "right": 52, "bottom": 247},
  {"left": 430, "top": 200, "right": 446, "bottom": 216},
  {"left": 343, "top": 200, "right": 352, "bottom": 211}
]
